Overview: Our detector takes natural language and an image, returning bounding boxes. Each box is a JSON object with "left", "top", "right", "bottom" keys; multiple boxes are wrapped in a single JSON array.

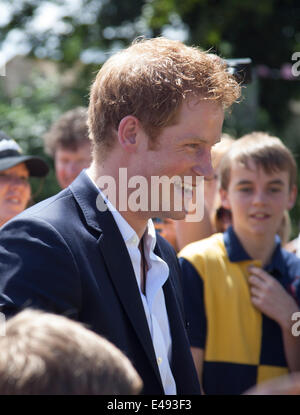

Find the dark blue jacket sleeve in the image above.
[
  {"left": 0, "top": 217, "right": 81, "bottom": 319},
  {"left": 178, "top": 257, "right": 207, "bottom": 348}
]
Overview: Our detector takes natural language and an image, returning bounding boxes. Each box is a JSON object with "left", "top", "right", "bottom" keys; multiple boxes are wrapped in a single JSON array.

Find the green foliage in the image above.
[{"left": 0, "top": 69, "right": 86, "bottom": 202}]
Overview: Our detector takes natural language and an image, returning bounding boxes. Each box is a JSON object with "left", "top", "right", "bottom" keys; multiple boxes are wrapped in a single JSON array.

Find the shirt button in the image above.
[{"left": 157, "top": 357, "right": 162, "bottom": 365}]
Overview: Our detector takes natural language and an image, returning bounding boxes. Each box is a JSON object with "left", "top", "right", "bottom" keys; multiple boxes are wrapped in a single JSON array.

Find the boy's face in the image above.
[{"left": 220, "top": 160, "right": 297, "bottom": 240}]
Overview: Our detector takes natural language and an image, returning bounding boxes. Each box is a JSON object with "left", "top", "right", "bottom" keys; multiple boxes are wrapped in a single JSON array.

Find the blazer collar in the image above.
[{"left": 69, "top": 170, "right": 105, "bottom": 233}]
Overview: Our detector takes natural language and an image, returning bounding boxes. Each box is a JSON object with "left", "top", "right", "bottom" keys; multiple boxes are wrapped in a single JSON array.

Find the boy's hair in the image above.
[
  {"left": 219, "top": 132, "right": 297, "bottom": 191},
  {"left": 88, "top": 37, "right": 241, "bottom": 160},
  {"left": 44, "top": 107, "right": 90, "bottom": 157},
  {"left": 0, "top": 309, "right": 142, "bottom": 395}
]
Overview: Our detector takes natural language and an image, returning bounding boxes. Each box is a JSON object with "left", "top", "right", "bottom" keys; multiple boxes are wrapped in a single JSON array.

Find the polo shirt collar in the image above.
[{"left": 223, "top": 226, "right": 286, "bottom": 276}]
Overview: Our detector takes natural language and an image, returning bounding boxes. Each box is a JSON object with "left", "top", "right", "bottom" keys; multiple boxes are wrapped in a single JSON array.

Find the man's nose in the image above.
[{"left": 192, "top": 151, "right": 214, "bottom": 178}]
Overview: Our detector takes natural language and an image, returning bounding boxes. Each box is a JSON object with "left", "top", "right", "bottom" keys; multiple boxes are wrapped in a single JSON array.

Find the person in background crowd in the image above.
[
  {"left": 153, "top": 217, "right": 179, "bottom": 252},
  {"left": 296, "top": 235, "right": 300, "bottom": 257},
  {"left": 0, "top": 309, "right": 142, "bottom": 395},
  {"left": 176, "top": 135, "right": 293, "bottom": 252},
  {"left": 0, "top": 131, "right": 48, "bottom": 227},
  {"left": 179, "top": 132, "right": 300, "bottom": 394},
  {"left": 44, "top": 107, "right": 92, "bottom": 188},
  {"left": 245, "top": 372, "right": 300, "bottom": 395},
  {"left": 285, "top": 229, "right": 300, "bottom": 257},
  {"left": 278, "top": 210, "right": 292, "bottom": 247}
]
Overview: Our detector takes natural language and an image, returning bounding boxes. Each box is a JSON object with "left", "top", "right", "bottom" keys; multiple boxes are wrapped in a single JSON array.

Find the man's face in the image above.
[
  {"left": 220, "top": 160, "right": 296, "bottom": 241},
  {"left": 55, "top": 142, "right": 92, "bottom": 189},
  {"left": 138, "top": 98, "right": 224, "bottom": 220}
]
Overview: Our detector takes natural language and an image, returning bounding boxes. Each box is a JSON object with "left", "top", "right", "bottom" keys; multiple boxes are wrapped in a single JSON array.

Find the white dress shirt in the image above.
[{"left": 87, "top": 171, "right": 177, "bottom": 394}]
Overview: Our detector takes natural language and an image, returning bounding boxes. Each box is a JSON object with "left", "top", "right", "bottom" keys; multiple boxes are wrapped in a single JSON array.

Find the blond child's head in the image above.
[{"left": 219, "top": 132, "right": 297, "bottom": 240}]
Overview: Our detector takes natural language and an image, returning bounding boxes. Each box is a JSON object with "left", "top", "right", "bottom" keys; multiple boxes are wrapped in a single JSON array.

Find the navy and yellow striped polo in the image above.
[{"left": 179, "top": 226, "right": 300, "bottom": 395}]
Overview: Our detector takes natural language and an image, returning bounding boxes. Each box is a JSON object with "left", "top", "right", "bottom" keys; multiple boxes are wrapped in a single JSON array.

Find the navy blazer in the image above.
[{"left": 0, "top": 171, "right": 200, "bottom": 395}]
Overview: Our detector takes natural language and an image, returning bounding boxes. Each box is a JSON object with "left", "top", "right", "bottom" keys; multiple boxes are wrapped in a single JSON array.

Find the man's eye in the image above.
[
  {"left": 269, "top": 187, "right": 281, "bottom": 193},
  {"left": 187, "top": 144, "right": 199, "bottom": 149}
]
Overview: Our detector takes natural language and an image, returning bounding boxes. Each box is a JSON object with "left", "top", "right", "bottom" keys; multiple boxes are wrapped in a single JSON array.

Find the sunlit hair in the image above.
[
  {"left": 207, "top": 134, "right": 235, "bottom": 232},
  {"left": 219, "top": 132, "right": 297, "bottom": 191},
  {"left": 0, "top": 309, "right": 142, "bottom": 395},
  {"left": 212, "top": 133, "right": 235, "bottom": 170},
  {"left": 277, "top": 210, "right": 292, "bottom": 246},
  {"left": 44, "top": 107, "right": 90, "bottom": 156},
  {"left": 88, "top": 37, "right": 241, "bottom": 159}
]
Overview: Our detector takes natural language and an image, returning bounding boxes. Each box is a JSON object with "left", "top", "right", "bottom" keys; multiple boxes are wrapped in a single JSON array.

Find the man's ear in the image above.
[
  {"left": 287, "top": 184, "right": 297, "bottom": 210},
  {"left": 219, "top": 188, "right": 231, "bottom": 210},
  {"left": 118, "top": 116, "right": 140, "bottom": 152}
]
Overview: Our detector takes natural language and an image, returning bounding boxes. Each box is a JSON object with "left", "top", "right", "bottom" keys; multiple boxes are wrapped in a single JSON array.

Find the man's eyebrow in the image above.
[
  {"left": 188, "top": 137, "right": 206, "bottom": 142},
  {"left": 188, "top": 137, "right": 221, "bottom": 145}
]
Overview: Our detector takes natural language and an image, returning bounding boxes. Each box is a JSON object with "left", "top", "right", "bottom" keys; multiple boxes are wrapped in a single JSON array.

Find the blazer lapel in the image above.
[
  {"left": 70, "top": 173, "right": 163, "bottom": 388},
  {"left": 97, "top": 210, "right": 163, "bottom": 385}
]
